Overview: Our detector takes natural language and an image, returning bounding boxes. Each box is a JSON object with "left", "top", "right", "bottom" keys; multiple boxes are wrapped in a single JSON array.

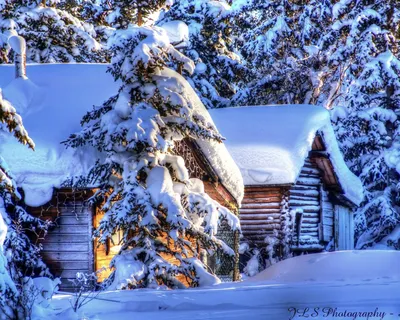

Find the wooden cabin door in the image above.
[
  {"left": 38, "top": 192, "right": 95, "bottom": 292},
  {"left": 334, "top": 205, "right": 354, "bottom": 250}
]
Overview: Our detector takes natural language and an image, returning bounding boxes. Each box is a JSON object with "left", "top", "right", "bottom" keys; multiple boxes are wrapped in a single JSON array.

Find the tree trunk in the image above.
[
  {"left": 137, "top": 8, "right": 143, "bottom": 26},
  {"left": 177, "top": 63, "right": 183, "bottom": 75}
]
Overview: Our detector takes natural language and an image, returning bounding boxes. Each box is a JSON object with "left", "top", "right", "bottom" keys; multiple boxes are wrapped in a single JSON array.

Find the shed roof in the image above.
[
  {"left": 209, "top": 105, "right": 364, "bottom": 206},
  {"left": 0, "top": 64, "right": 243, "bottom": 206}
]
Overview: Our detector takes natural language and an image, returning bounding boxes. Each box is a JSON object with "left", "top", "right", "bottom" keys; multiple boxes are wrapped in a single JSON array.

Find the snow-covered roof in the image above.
[
  {"left": 0, "top": 64, "right": 243, "bottom": 207},
  {"left": 209, "top": 105, "right": 363, "bottom": 205}
]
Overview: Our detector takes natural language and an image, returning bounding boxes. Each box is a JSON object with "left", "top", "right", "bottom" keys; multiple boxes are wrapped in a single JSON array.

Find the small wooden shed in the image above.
[
  {"left": 210, "top": 105, "right": 363, "bottom": 256},
  {"left": 0, "top": 64, "right": 244, "bottom": 290}
]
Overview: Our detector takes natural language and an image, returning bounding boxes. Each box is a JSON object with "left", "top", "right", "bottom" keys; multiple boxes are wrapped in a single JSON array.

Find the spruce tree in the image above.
[
  {"left": 66, "top": 25, "right": 240, "bottom": 288},
  {"left": 328, "top": 0, "right": 400, "bottom": 249},
  {"left": 0, "top": 89, "right": 49, "bottom": 318},
  {"left": 101, "top": 0, "right": 167, "bottom": 29},
  {"left": 0, "top": 0, "right": 109, "bottom": 63},
  {"left": 233, "top": 0, "right": 333, "bottom": 106},
  {"left": 160, "top": 0, "right": 249, "bottom": 109}
]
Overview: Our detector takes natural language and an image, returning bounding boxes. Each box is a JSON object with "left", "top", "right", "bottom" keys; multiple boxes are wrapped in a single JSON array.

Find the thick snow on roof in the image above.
[
  {"left": 0, "top": 64, "right": 243, "bottom": 206},
  {"left": 209, "top": 105, "right": 363, "bottom": 205},
  {"left": 157, "top": 68, "right": 244, "bottom": 204},
  {"left": 0, "top": 64, "right": 116, "bottom": 206}
]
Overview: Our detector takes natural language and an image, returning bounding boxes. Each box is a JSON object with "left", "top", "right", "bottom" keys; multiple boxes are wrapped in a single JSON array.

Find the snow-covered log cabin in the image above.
[
  {"left": 0, "top": 63, "right": 244, "bottom": 291},
  {"left": 210, "top": 105, "right": 364, "bottom": 256}
]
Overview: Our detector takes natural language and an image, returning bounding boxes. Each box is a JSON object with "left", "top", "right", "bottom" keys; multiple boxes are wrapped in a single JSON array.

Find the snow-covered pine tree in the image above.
[
  {"left": 101, "top": 0, "right": 167, "bottom": 29},
  {"left": 0, "top": 89, "right": 49, "bottom": 318},
  {"left": 233, "top": 0, "right": 333, "bottom": 106},
  {"left": 66, "top": 25, "right": 240, "bottom": 288},
  {"left": 0, "top": 0, "right": 109, "bottom": 63},
  {"left": 160, "top": 0, "right": 249, "bottom": 109},
  {"left": 328, "top": 0, "right": 400, "bottom": 249}
]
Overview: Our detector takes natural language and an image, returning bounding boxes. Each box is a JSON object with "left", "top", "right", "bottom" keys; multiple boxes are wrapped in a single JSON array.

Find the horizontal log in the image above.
[
  {"left": 301, "top": 218, "right": 319, "bottom": 224},
  {"left": 289, "top": 200, "right": 319, "bottom": 206},
  {"left": 242, "top": 225, "right": 280, "bottom": 231},
  {"left": 299, "top": 167, "right": 320, "bottom": 174},
  {"left": 241, "top": 204, "right": 281, "bottom": 210},
  {"left": 243, "top": 192, "right": 283, "bottom": 199},
  {"left": 299, "top": 232, "right": 318, "bottom": 237},
  {"left": 290, "top": 190, "right": 319, "bottom": 197},
  {"left": 290, "top": 186, "right": 318, "bottom": 192},
  {"left": 289, "top": 205, "right": 320, "bottom": 213},
  {"left": 240, "top": 213, "right": 281, "bottom": 219},
  {"left": 241, "top": 219, "right": 281, "bottom": 226},
  {"left": 241, "top": 206, "right": 281, "bottom": 213},
  {"left": 240, "top": 208, "right": 281, "bottom": 213},
  {"left": 295, "top": 180, "right": 321, "bottom": 187},
  {"left": 301, "top": 226, "right": 319, "bottom": 231},
  {"left": 242, "top": 197, "right": 282, "bottom": 204},
  {"left": 242, "top": 225, "right": 281, "bottom": 232},
  {"left": 298, "top": 173, "right": 320, "bottom": 180},
  {"left": 241, "top": 220, "right": 281, "bottom": 227},
  {"left": 245, "top": 186, "right": 282, "bottom": 192},
  {"left": 289, "top": 193, "right": 319, "bottom": 200},
  {"left": 242, "top": 233, "right": 273, "bottom": 240}
]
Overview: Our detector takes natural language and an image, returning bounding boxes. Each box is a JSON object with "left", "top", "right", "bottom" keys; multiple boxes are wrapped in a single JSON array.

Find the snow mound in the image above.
[
  {"left": 209, "top": 105, "right": 363, "bottom": 205},
  {"left": 249, "top": 250, "right": 400, "bottom": 284}
]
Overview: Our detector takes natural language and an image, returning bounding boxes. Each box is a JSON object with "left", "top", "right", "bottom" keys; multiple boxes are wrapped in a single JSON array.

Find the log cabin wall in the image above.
[
  {"left": 30, "top": 189, "right": 94, "bottom": 292},
  {"left": 240, "top": 186, "right": 284, "bottom": 247},
  {"left": 240, "top": 157, "right": 336, "bottom": 254},
  {"left": 289, "top": 158, "right": 324, "bottom": 251}
]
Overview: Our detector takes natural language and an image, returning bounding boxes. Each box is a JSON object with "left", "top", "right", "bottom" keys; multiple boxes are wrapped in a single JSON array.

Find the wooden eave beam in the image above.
[{"left": 185, "top": 138, "right": 239, "bottom": 208}]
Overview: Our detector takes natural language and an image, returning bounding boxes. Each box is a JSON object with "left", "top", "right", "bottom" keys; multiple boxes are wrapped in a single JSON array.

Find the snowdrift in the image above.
[{"left": 248, "top": 250, "right": 400, "bottom": 284}]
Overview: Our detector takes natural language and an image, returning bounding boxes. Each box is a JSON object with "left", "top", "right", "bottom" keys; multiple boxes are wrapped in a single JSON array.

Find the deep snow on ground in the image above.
[{"left": 49, "top": 251, "right": 400, "bottom": 320}]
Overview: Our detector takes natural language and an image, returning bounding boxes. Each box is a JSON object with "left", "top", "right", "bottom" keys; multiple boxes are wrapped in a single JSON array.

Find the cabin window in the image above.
[{"left": 106, "top": 229, "right": 124, "bottom": 255}]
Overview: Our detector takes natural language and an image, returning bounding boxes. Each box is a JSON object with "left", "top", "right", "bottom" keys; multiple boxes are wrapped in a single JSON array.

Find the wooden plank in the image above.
[
  {"left": 46, "top": 261, "right": 90, "bottom": 270},
  {"left": 42, "top": 252, "right": 91, "bottom": 261},
  {"left": 52, "top": 215, "right": 89, "bottom": 225},
  {"left": 42, "top": 243, "right": 89, "bottom": 252},
  {"left": 42, "top": 234, "right": 89, "bottom": 243},
  {"left": 47, "top": 225, "right": 89, "bottom": 234}
]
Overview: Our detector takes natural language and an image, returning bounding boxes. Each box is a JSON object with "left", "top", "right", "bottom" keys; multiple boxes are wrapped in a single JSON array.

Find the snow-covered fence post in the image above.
[{"left": 8, "top": 36, "right": 27, "bottom": 79}]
